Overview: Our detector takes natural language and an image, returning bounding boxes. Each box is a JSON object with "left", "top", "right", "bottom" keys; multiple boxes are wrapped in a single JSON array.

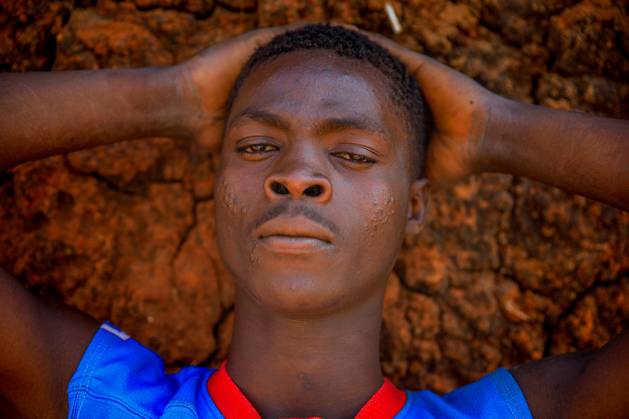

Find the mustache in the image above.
[{"left": 249, "top": 202, "right": 341, "bottom": 237}]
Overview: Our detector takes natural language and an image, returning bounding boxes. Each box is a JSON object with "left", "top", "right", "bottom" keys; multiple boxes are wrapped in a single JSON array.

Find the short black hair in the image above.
[{"left": 226, "top": 24, "right": 428, "bottom": 178}]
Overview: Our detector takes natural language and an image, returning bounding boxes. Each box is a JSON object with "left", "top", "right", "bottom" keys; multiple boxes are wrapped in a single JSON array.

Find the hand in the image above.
[
  {"left": 357, "top": 29, "right": 503, "bottom": 187},
  {"left": 177, "top": 25, "right": 300, "bottom": 149}
]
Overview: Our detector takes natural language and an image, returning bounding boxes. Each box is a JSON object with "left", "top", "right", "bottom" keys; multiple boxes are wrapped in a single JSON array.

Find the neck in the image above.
[{"left": 227, "top": 289, "right": 385, "bottom": 419}]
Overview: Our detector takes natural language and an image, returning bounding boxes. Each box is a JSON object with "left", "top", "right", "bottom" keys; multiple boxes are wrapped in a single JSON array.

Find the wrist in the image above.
[
  {"left": 474, "top": 95, "right": 522, "bottom": 175},
  {"left": 170, "top": 63, "right": 208, "bottom": 140},
  {"left": 137, "top": 66, "right": 199, "bottom": 140}
]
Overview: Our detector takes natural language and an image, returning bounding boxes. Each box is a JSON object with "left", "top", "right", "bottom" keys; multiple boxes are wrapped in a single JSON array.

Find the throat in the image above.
[{"left": 224, "top": 290, "right": 387, "bottom": 419}]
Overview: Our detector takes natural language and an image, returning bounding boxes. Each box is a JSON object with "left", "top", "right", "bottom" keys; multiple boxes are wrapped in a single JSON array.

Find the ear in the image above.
[{"left": 405, "top": 178, "right": 430, "bottom": 236}]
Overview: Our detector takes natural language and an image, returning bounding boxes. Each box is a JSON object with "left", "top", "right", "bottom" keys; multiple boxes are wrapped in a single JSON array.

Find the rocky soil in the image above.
[{"left": 1, "top": 0, "right": 627, "bottom": 392}]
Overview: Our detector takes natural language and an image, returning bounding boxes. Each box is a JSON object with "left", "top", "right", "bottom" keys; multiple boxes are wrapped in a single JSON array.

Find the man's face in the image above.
[{"left": 215, "top": 50, "right": 420, "bottom": 316}]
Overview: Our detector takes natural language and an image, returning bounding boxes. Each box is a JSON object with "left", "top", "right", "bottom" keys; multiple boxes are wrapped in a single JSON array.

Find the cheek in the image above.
[
  {"left": 365, "top": 188, "right": 396, "bottom": 236},
  {"left": 214, "top": 169, "right": 266, "bottom": 273},
  {"left": 360, "top": 184, "right": 407, "bottom": 240},
  {"left": 215, "top": 176, "right": 248, "bottom": 218},
  {"left": 214, "top": 173, "right": 248, "bottom": 262},
  {"left": 336, "top": 177, "right": 408, "bottom": 280}
]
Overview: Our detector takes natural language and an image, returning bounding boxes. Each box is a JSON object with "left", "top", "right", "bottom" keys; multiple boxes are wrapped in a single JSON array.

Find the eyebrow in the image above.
[
  {"left": 228, "top": 108, "right": 290, "bottom": 131},
  {"left": 228, "top": 108, "right": 390, "bottom": 140},
  {"left": 313, "top": 116, "right": 389, "bottom": 138}
]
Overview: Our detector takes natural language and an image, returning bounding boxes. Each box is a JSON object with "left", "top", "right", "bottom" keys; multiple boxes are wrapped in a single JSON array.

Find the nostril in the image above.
[
  {"left": 304, "top": 184, "right": 323, "bottom": 197},
  {"left": 271, "top": 181, "right": 290, "bottom": 195}
]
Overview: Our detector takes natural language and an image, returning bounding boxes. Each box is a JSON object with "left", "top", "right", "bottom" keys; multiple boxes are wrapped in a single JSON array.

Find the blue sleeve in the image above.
[
  {"left": 398, "top": 368, "right": 533, "bottom": 419},
  {"left": 67, "top": 322, "right": 216, "bottom": 419}
]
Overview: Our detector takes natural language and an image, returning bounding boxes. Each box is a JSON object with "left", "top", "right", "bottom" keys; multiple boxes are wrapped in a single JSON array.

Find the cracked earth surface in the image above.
[{"left": 1, "top": 0, "right": 627, "bottom": 392}]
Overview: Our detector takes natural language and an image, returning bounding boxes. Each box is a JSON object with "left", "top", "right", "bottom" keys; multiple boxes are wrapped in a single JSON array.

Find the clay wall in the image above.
[{"left": 1, "top": 0, "right": 627, "bottom": 391}]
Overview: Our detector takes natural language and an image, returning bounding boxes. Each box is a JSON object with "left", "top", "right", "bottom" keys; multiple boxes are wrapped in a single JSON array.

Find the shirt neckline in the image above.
[{"left": 207, "top": 361, "right": 407, "bottom": 419}]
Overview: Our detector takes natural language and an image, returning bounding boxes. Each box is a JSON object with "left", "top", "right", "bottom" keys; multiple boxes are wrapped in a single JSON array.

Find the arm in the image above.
[
  {"left": 511, "top": 331, "right": 629, "bottom": 419},
  {"left": 365, "top": 30, "right": 629, "bottom": 418},
  {"left": 362, "top": 30, "right": 629, "bottom": 211},
  {"left": 0, "top": 26, "right": 287, "bottom": 417},
  {"left": 0, "top": 267, "right": 98, "bottom": 418},
  {"left": 0, "top": 67, "right": 188, "bottom": 171},
  {"left": 0, "top": 26, "right": 291, "bottom": 171},
  {"left": 483, "top": 97, "right": 628, "bottom": 211}
]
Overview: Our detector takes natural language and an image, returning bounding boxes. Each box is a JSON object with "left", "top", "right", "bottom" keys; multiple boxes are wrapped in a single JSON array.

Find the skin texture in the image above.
[
  {"left": 215, "top": 50, "right": 428, "bottom": 418},
  {"left": 362, "top": 29, "right": 629, "bottom": 210},
  {"left": 0, "top": 25, "right": 295, "bottom": 171},
  {"left": 0, "top": 26, "right": 296, "bottom": 419},
  {"left": 0, "top": 24, "right": 627, "bottom": 419},
  {"left": 217, "top": 50, "right": 418, "bottom": 316}
]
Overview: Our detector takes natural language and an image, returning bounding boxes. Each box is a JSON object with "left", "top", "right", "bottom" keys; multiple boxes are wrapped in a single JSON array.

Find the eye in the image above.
[
  {"left": 237, "top": 143, "right": 278, "bottom": 154},
  {"left": 331, "top": 151, "right": 376, "bottom": 165}
]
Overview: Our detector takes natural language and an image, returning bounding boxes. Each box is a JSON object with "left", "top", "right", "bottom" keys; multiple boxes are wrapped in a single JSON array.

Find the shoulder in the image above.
[
  {"left": 398, "top": 368, "right": 532, "bottom": 419},
  {"left": 511, "top": 331, "right": 629, "bottom": 419},
  {"left": 68, "top": 323, "right": 220, "bottom": 419},
  {"left": 0, "top": 267, "right": 99, "bottom": 418}
]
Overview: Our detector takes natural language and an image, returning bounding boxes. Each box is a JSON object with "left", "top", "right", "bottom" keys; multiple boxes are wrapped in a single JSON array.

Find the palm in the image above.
[
  {"left": 425, "top": 132, "right": 471, "bottom": 185},
  {"left": 421, "top": 79, "right": 493, "bottom": 186},
  {"left": 180, "top": 26, "right": 297, "bottom": 150},
  {"left": 413, "top": 59, "right": 496, "bottom": 188},
  {"left": 359, "top": 29, "right": 496, "bottom": 187}
]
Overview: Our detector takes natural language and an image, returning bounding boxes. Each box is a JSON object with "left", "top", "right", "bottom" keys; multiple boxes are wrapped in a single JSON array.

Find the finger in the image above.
[
  {"left": 346, "top": 26, "right": 422, "bottom": 64},
  {"left": 242, "top": 21, "right": 309, "bottom": 47},
  {"left": 334, "top": 22, "right": 360, "bottom": 31},
  {"left": 358, "top": 28, "right": 459, "bottom": 86},
  {"left": 326, "top": 23, "right": 436, "bottom": 85}
]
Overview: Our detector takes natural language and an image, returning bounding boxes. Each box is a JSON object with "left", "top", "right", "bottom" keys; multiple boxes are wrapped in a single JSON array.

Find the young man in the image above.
[{"left": 0, "top": 24, "right": 627, "bottom": 419}]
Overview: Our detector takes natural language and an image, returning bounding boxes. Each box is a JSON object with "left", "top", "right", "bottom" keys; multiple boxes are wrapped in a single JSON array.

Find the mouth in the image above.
[
  {"left": 255, "top": 216, "right": 334, "bottom": 253},
  {"left": 259, "top": 235, "right": 332, "bottom": 253}
]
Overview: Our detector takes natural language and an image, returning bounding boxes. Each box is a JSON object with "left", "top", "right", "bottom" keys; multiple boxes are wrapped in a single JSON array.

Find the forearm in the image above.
[
  {"left": 0, "top": 66, "right": 194, "bottom": 170},
  {"left": 482, "top": 99, "right": 629, "bottom": 211}
]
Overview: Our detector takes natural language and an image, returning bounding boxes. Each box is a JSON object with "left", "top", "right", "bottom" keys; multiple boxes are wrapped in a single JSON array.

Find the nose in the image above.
[{"left": 264, "top": 168, "right": 332, "bottom": 204}]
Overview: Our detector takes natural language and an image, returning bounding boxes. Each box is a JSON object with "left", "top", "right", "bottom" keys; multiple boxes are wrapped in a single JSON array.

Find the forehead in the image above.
[{"left": 228, "top": 50, "right": 404, "bottom": 137}]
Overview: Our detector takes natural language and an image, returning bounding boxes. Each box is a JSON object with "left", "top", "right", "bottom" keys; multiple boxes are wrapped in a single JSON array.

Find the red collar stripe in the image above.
[
  {"left": 354, "top": 378, "right": 406, "bottom": 419},
  {"left": 207, "top": 362, "right": 407, "bottom": 419},
  {"left": 208, "top": 362, "right": 261, "bottom": 419}
]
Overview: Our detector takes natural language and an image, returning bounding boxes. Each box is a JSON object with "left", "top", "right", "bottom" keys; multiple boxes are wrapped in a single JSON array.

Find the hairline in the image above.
[{"left": 224, "top": 49, "right": 419, "bottom": 171}]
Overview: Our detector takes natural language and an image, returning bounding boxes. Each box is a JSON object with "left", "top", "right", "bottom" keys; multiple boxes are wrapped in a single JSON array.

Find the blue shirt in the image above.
[{"left": 67, "top": 323, "right": 532, "bottom": 418}]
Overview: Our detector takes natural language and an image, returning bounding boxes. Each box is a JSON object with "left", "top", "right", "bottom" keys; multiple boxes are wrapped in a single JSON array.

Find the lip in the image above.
[{"left": 255, "top": 216, "right": 334, "bottom": 253}]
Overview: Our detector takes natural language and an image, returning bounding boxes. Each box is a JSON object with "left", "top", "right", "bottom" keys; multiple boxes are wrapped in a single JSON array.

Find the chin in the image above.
[{"left": 247, "top": 270, "right": 350, "bottom": 317}]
